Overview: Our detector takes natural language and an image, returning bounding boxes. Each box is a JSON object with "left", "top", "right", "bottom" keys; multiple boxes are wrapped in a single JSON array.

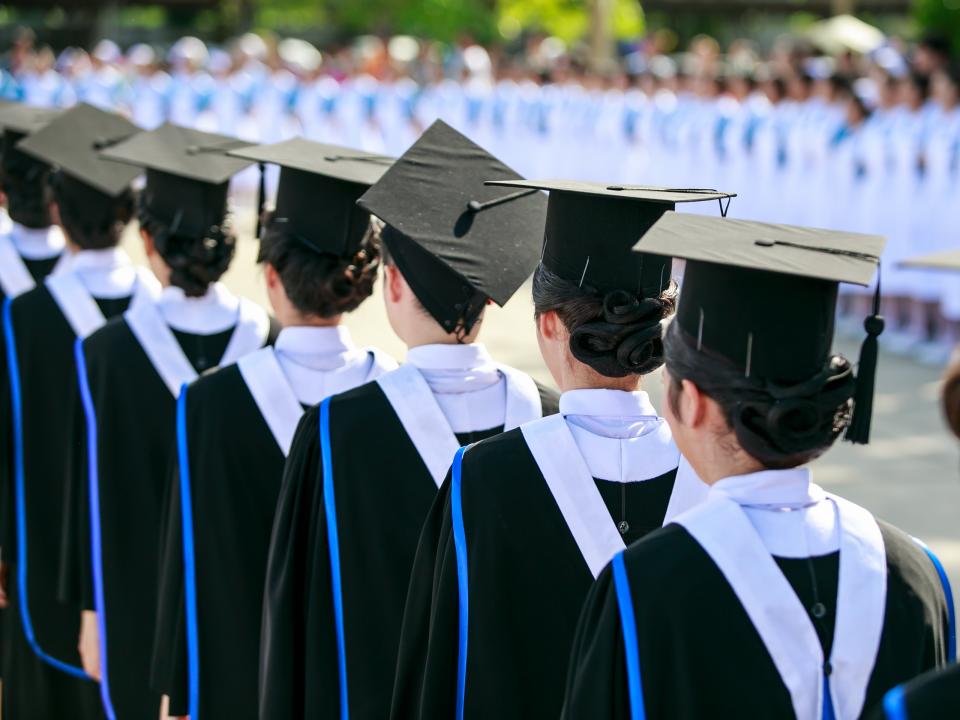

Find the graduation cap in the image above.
[
  {"left": 357, "top": 120, "right": 547, "bottom": 335},
  {"left": 636, "top": 212, "right": 886, "bottom": 443},
  {"left": 0, "top": 104, "right": 63, "bottom": 179},
  {"left": 485, "top": 179, "right": 736, "bottom": 295},
  {"left": 17, "top": 103, "right": 141, "bottom": 196},
  {"left": 228, "top": 138, "right": 392, "bottom": 255},
  {"left": 100, "top": 123, "right": 253, "bottom": 238}
]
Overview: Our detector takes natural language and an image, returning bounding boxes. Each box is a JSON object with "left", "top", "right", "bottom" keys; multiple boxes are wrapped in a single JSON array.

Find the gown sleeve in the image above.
[
  {"left": 259, "top": 407, "right": 326, "bottom": 719},
  {"left": 390, "top": 473, "right": 459, "bottom": 720},
  {"left": 560, "top": 563, "right": 631, "bottom": 720},
  {"left": 151, "top": 452, "right": 188, "bottom": 715}
]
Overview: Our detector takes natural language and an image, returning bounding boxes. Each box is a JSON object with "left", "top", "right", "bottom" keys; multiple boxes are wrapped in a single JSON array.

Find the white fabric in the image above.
[
  {"left": 521, "top": 415, "right": 627, "bottom": 579},
  {"left": 8, "top": 223, "right": 65, "bottom": 260},
  {"left": 674, "top": 471, "right": 887, "bottom": 720},
  {"left": 376, "top": 356, "right": 542, "bottom": 487},
  {"left": 0, "top": 232, "right": 39, "bottom": 298},
  {"left": 239, "top": 329, "right": 396, "bottom": 455},
  {"left": 156, "top": 282, "right": 241, "bottom": 334},
  {"left": 62, "top": 248, "right": 138, "bottom": 298},
  {"left": 273, "top": 326, "right": 397, "bottom": 405},
  {"left": 126, "top": 287, "right": 268, "bottom": 396}
]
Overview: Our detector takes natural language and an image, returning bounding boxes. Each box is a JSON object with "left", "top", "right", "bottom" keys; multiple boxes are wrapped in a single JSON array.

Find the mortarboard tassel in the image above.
[
  {"left": 845, "top": 280, "right": 884, "bottom": 444},
  {"left": 255, "top": 162, "right": 266, "bottom": 240}
]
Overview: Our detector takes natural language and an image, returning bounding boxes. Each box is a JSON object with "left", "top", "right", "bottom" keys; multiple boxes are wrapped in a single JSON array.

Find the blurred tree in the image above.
[
  {"left": 914, "top": 0, "right": 960, "bottom": 52},
  {"left": 497, "top": 0, "right": 644, "bottom": 45}
]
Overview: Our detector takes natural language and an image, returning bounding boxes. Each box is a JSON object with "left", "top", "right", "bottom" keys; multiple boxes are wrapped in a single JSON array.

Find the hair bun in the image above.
[{"left": 569, "top": 290, "right": 667, "bottom": 378}]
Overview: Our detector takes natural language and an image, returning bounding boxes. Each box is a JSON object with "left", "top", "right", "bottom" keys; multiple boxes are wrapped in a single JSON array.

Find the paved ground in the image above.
[{"left": 126, "top": 216, "right": 960, "bottom": 597}]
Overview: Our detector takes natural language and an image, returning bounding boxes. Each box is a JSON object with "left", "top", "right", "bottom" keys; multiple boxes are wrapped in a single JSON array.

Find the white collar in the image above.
[
  {"left": 64, "top": 248, "right": 137, "bottom": 299},
  {"left": 9, "top": 223, "right": 65, "bottom": 260},
  {"left": 274, "top": 325, "right": 360, "bottom": 369},
  {"left": 711, "top": 468, "right": 823, "bottom": 509},
  {"left": 560, "top": 388, "right": 658, "bottom": 423},
  {"left": 67, "top": 247, "right": 131, "bottom": 272},
  {"left": 157, "top": 282, "right": 240, "bottom": 334},
  {"left": 404, "top": 343, "right": 495, "bottom": 371}
]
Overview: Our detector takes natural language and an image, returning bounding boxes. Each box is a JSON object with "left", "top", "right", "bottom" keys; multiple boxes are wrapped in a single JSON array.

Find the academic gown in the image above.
[
  {"left": 876, "top": 663, "right": 960, "bottom": 719},
  {"left": 66, "top": 287, "right": 275, "bottom": 720},
  {"left": 391, "top": 389, "right": 708, "bottom": 720},
  {"left": 562, "top": 469, "right": 952, "bottom": 720},
  {"left": 0, "top": 224, "right": 66, "bottom": 690},
  {"left": 151, "top": 327, "right": 397, "bottom": 719},
  {"left": 2, "top": 255, "right": 157, "bottom": 720},
  {"left": 259, "top": 344, "right": 558, "bottom": 720}
]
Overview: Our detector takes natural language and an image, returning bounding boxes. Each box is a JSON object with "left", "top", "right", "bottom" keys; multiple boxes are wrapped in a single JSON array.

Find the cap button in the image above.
[
  {"left": 754, "top": 239, "right": 776, "bottom": 247},
  {"left": 186, "top": 145, "right": 200, "bottom": 155}
]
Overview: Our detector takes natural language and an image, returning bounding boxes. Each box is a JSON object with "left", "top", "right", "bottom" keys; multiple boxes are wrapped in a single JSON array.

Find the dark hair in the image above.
[
  {"left": 532, "top": 263, "right": 675, "bottom": 378},
  {"left": 259, "top": 212, "right": 380, "bottom": 319},
  {"left": 664, "top": 321, "right": 857, "bottom": 469},
  {"left": 138, "top": 198, "right": 235, "bottom": 297},
  {"left": 49, "top": 171, "right": 134, "bottom": 250},
  {"left": 1, "top": 145, "right": 52, "bottom": 229},
  {"left": 942, "top": 354, "right": 960, "bottom": 440}
]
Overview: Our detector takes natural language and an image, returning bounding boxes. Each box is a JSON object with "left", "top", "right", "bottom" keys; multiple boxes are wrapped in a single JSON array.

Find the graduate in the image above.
[
  {"left": 2, "top": 103, "right": 152, "bottom": 720},
  {"left": 65, "top": 123, "right": 275, "bottom": 720},
  {"left": 875, "top": 248, "right": 960, "bottom": 720},
  {"left": 390, "top": 181, "right": 735, "bottom": 720},
  {"left": 258, "top": 120, "right": 557, "bottom": 720},
  {"left": 562, "top": 214, "right": 953, "bottom": 720},
  {"left": 150, "top": 138, "right": 398, "bottom": 720}
]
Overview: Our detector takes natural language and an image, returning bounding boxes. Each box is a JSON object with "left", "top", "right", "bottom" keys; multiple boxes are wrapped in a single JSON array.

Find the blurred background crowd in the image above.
[{"left": 1, "top": 0, "right": 958, "bottom": 362}]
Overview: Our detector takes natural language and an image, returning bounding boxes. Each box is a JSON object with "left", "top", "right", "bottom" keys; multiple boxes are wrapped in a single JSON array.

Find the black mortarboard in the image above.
[
  {"left": 17, "top": 103, "right": 141, "bottom": 196},
  {"left": 485, "top": 179, "right": 736, "bottom": 295},
  {"left": 900, "top": 250, "right": 960, "bottom": 271},
  {"left": 100, "top": 123, "right": 253, "bottom": 237},
  {"left": 357, "top": 120, "right": 547, "bottom": 335},
  {"left": 636, "top": 212, "right": 886, "bottom": 443},
  {"left": 229, "top": 138, "right": 392, "bottom": 256},
  {"left": 0, "top": 104, "right": 61, "bottom": 136}
]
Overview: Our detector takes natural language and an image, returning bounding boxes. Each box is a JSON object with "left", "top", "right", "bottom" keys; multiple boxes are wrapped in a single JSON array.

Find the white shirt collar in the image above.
[
  {"left": 157, "top": 281, "right": 240, "bottom": 334},
  {"left": 274, "top": 325, "right": 362, "bottom": 370},
  {"left": 560, "top": 389, "right": 679, "bottom": 483},
  {"left": 404, "top": 342, "right": 495, "bottom": 371},
  {"left": 65, "top": 247, "right": 138, "bottom": 299},
  {"left": 68, "top": 247, "right": 131, "bottom": 272},
  {"left": 9, "top": 223, "right": 65, "bottom": 260},
  {"left": 710, "top": 468, "right": 838, "bottom": 557}
]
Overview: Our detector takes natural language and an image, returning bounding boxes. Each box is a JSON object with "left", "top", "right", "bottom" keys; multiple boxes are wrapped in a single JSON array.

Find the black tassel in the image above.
[
  {"left": 255, "top": 162, "right": 266, "bottom": 240},
  {"left": 845, "top": 282, "right": 884, "bottom": 444}
]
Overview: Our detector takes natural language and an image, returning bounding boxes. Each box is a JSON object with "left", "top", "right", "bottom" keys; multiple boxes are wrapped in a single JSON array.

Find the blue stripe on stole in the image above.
[
  {"left": 451, "top": 445, "right": 469, "bottom": 720},
  {"left": 3, "top": 298, "right": 89, "bottom": 679},
  {"left": 74, "top": 337, "right": 117, "bottom": 719},
  {"left": 882, "top": 684, "right": 908, "bottom": 720},
  {"left": 914, "top": 538, "right": 956, "bottom": 662},
  {"left": 177, "top": 385, "right": 201, "bottom": 719},
  {"left": 612, "top": 552, "right": 646, "bottom": 720},
  {"left": 320, "top": 397, "right": 350, "bottom": 720},
  {"left": 822, "top": 675, "right": 836, "bottom": 720}
]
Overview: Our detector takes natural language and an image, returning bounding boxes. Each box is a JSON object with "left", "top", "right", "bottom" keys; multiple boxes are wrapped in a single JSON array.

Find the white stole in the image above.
[
  {"left": 46, "top": 268, "right": 160, "bottom": 339},
  {"left": 376, "top": 363, "right": 543, "bottom": 487},
  {"left": 674, "top": 491, "right": 887, "bottom": 720},
  {"left": 126, "top": 294, "right": 270, "bottom": 397},
  {"left": 0, "top": 233, "right": 41, "bottom": 298},
  {"left": 520, "top": 414, "right": 692, "bottom": 579}
]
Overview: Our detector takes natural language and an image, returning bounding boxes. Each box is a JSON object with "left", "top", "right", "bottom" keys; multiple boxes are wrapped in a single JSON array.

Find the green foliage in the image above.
[
  {"left": 914, "top": 0, "right": 960, "bottom": 52},
  {"left": 324, "top": 0, "right": 497, "bottom": 43},
  {"left": 497, "top": 0, "right": 644, "bottom": 43}
]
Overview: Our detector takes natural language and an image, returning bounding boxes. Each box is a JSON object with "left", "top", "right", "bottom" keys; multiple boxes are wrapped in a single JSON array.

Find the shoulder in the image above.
[
  {"left": 899, "top": 663, "right": 960, "bottom": 718},
  {"left": 535, "top": 380, "right": 561, "bottom": 416},
  {"left": 457, "top": 426, "right": 543, "bottom": 497},
  {"left": 81, "top": 316, "right": 136, "bottom": 357},
  {"left": 327, "top": 376, "right": 392, "bottom": 424},
  {"left": 878, "top": 519, "right": 948, "bottom": 607},
  {"left": 621, "top": 523, "right": 715, "bottom": 593},
  {"left": 185, "top": 362, "right": 245, "bottom": 407},
  {"left": 9, "top": 284, "right": 55, "bottom": 319}
]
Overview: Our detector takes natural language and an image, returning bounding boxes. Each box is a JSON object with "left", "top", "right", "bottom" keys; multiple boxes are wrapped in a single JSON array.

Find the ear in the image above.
[
  {"left": 537, "top": 310, "right": 565, "bottom": 342},
  {"left": 264, "top": 262, "right": 280, "bottom": 291},
  {"left": 384, "top": 264, "right": 404, "bottom": 304},
  {"left": 679, "top": 378, "right": 709, "bottom": 429},
  {"left": 140, "top": 227, "right": 154, "bottom": 256}
]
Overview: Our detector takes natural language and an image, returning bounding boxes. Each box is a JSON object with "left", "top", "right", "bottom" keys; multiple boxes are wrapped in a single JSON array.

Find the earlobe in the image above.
[
  {"left": 538, "top": 310, "right": 562, "bottom": 341},
  {"left": 681, "top": 379, "right": 706, "bottom": 428}
]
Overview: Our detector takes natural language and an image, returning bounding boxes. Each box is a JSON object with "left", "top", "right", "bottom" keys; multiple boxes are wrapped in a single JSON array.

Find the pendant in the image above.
[{"left": 618, "top": 520, "right": 630, "bottom": 535}]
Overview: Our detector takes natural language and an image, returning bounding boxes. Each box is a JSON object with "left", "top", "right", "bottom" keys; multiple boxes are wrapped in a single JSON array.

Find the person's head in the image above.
[
  {"left": 640, "top": 214, "right": 884, "bottom": 483},
  {"left": 356, "top": 120, "right": 548, "bottom": 350},
  {"left": 942, "top": 351, "right": 960, "bottom": 440},
  {"left": 138, "top": 190, "right": 235, "bottom": 296},
  {"left": 845, "top": 93, "right": 871, "bottom": 127},
  {"left": 48, "top": 171, "right": 135, "bottom": 250},
  {"left": 899, "top": 71, "right": 930, "bottom": 110},
  {"left": 914, "top": 34, "right": 952, "bottom": 77},
  {"left": 259, "top": 211, "right": 380, "bottom": 327},
  {"left": 1, "top": 131, "right": 52, "bottom": 229}
]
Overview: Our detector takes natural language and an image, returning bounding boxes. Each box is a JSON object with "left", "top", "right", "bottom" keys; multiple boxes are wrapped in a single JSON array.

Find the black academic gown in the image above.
[
  {"left": 151, "top": 346, "right": 393, "bottom": 719},
  {"left": 66, "top": 302, "right": 276, "bottom": 720},
  {"left": 562, "top": 519, "right": 951, "bottom": 720},
  {"left": 391, "top": 415, "right": 695, "bottom": 720},
  {"left": 259, "top": 368, "right": 557, "bottom": 720},
  {"left": 3, "top": 262, "right": 120, "bottom": 720},
  {"left": 875, "top": 663, "right": 960, "bottom": 719}
]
